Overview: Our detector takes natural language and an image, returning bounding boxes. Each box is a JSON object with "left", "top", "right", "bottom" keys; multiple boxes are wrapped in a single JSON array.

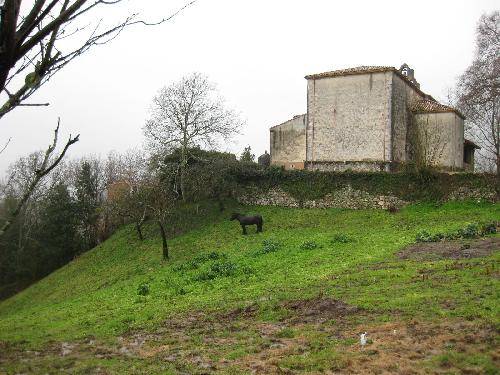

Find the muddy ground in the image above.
[
  {"left": 1, "top": 297, "right": 498, "bottom": 374},
  {"left": 398, "top": 237, "right": 500, "bottom": 261}
]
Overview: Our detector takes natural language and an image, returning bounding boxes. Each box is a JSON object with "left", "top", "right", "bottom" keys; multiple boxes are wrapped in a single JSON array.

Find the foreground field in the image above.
[{"left": 0, "top": 201, "right": 499, "bottom": 374}]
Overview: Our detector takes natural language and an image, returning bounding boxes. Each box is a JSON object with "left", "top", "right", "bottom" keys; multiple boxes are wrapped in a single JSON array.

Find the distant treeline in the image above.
[{"left": 0, "top": 147, "right": 256, "bottom": 299}]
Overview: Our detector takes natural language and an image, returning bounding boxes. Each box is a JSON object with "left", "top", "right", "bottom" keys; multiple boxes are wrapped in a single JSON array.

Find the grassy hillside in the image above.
[{"left": 0, "top": 201, "right": 499, "bottom": 374}]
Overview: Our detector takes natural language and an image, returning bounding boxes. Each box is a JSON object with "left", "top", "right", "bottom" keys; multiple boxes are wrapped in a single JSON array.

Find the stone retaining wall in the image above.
[
  {"left": 237, "top": 186, "right": 408, "bottom": 210},
  {"left": 237, "top": 184, "right": 497, "bottom": 210}
]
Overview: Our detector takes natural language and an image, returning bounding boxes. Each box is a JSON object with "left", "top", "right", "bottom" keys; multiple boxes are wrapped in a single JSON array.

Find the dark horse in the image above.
[{"left": 230, "top": 213, "right": 263, "bottom": 235}]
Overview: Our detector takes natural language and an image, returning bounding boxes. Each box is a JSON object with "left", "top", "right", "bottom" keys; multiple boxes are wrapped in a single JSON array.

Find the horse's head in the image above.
[{"left": 229, "top": 212, "right": 240, "bottom": 221}]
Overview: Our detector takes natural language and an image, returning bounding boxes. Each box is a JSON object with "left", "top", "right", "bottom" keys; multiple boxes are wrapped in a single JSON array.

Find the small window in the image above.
[{"left": 464, "top": 149, "right": 471, "bottom": 164}]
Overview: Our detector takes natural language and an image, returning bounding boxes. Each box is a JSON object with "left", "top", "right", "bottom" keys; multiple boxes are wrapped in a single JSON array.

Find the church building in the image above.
[{"left": 270, "top": 65, "right": 478, "bottom": 172}]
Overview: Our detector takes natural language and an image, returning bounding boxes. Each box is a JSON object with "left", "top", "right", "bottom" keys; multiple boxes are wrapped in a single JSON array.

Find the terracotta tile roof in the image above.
[
  {"left": 304, "top": 65, "right": 431, "bottom": 98},
  {"left": 411, "top": 99, "right": 465, "bottom": 119},
  {"left": 270, "top": 114, "right": 306, "bottom": 130},
  {"left": 304, "top": 66, "right": 395, "bottom": 80}
]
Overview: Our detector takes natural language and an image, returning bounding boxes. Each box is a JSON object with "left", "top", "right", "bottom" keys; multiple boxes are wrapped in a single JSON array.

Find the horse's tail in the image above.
[{"left": 257, "top": 215, "right": 263, "bottom": 232}]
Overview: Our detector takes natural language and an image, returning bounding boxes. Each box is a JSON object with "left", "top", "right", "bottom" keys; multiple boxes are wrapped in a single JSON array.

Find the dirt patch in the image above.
[
  {"left": 281, "top": 296, "right": 360, "bottom": 324},
  {"left": 342, "top": 320, "right": 499, "bottom": 375},
  {"left": 2, "top": 316, "right": 498, "bottom": 374},
  {"left": 218, "top": 303, "right": 259, "bottom": 321},
  {"left": 398, "top": 237, "right": 500, "bottom": 261},
  {"left": 227, "top": 318, "right": 499, "bottom": 374}
]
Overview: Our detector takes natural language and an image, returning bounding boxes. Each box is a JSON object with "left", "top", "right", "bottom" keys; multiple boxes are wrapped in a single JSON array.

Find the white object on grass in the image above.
[{"left": 360, "top": 332, "right": 367, "bottom": 346}]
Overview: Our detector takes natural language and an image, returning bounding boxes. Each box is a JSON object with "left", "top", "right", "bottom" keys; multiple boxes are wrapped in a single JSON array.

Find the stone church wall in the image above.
[
  {"left": 390, "top": 73, "right": 429, "bottom": 165},
  {"left": 412, "top": 112, "right": 464, "bottom": 170},
  {"left": 270, "top": 114, "right": 306, "bottom": 170},
  {"left": 306, "top": 72, "right": 392, "bottom": 167}
]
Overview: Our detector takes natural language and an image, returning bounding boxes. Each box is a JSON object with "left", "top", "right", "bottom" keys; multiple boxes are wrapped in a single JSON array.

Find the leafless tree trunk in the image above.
[
  {"left": 143, "top": 73, "right": 242, "bottom": 201},
  {"left": 157, "top": 220, "right": 168, "bottom": 259},
  {"left": 144, "top": 173, "right": 176, "bottom": 261},
  {"left": 134, "top": 208, "right": 146, "bottom": 241}
]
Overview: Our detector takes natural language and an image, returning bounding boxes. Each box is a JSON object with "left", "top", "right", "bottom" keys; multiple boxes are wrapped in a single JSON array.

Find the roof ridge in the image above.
[
  {"left": 305, "top": 66, "right": 395, "bottom": 80},
  {"left": 411, "top": 98, "right": 464, "bottom": 118},
  {"left": 270, "top": 114, "right": 306, "bottom": 129},
  {"left": 304, "top": 65, "right": 426, "bottom": 94}
]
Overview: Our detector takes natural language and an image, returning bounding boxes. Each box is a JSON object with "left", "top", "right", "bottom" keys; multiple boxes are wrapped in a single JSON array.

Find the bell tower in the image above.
[{"left": 399, "top": 63, "right": 420, "bottom": 89}]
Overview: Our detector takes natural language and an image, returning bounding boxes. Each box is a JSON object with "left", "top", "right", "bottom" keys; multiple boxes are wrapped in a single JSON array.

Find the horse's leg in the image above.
[{"left": 241, "top": 225, "right": 247, "bottom": 235}]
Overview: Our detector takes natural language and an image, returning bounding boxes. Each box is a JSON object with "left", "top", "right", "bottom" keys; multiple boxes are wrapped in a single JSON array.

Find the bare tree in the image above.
[
  {"left": 0, "top": 0, "right": 196, "bottom": 119},
  {"left": 143, "top": 73, "right": 242, "bottom": 200},
  {"left": 456, "top": 11, "right": 500, "bottom": 175},
  {"left": 0, "top": 1, "right": 195, "bottom": 237},
  {"left": 110, "top": 185, "right": 148, "bottom": 240},
  {"left": 104, "top": 149, "right": 148, "bottom": 240},
  {"left": 145, "top": 174, "right": 176, "bottom": 260},
  {"left": 1, "top": 150, "right": 51, "bottom": 263},
  {"left": 414, "top": 125, "right": 447, "bottom": 169},
  {"left": 0, "top": 120, "right": 78, "bottom": 238}
]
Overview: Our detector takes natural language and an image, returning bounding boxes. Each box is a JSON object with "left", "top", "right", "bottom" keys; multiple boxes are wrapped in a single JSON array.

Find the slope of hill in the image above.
[{"left": 0, "top": 201, "right": 499, "bottom": 374}]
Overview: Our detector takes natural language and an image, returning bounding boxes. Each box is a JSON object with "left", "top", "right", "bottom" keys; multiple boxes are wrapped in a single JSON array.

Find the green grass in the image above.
[{"left": 0, "top": 200, "right": 499, "bottom": 374}]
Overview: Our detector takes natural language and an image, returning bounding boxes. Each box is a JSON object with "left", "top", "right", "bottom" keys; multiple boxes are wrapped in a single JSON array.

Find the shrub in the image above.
[
  {"left": 210, "top": 260, "right": 237, "bottom": 276},
  {"left": 416, "top": 230, "right": 444, "bottom": 243},
  {"left": 331, "top": 233, "right": 354, "bottom": 244},
  {"left": 300, "top": 240, "right": 319, "bottom": 250},
  {"left": 276, "top": 327, "right": 295, "bottom": 338},
  {"left": 196, "top": 260, "right": 238, "bottom": 281},
  {"left": 253, "top": 239, "right": 281, "bottom": 256},
  {"left": 416, "top": 221, "right": 497, "bottom": 243},
  {"left": 481, "top": 222, "right": 497, "bottom": 235},
  {"left": 174, "top": 251, "right": 225, "bottom": 272},
  {"left": 457, "top": 223, "right": 479, "bottom": 239},
  {"left": 173, "top": 286, "right": 188, "bottom": 295},
  {"left": 262, "top": 239, "right": 280, "bottom": 253},
  {"left": 137, "top": 283, "right": 150, "bottom": 296},
  {"left": 443, "top": 231, "right": 460, "bottom": 241}
]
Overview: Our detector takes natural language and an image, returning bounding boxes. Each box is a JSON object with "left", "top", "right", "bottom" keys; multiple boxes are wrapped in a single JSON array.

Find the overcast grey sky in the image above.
[{"left": 0, "top": 0, "right": 498, "bottom": 175}]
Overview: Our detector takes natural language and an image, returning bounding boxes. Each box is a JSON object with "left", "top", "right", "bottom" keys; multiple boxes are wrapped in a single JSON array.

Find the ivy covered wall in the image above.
[{"left": 232, "top": 167, "right": 498, "bottom": 209}]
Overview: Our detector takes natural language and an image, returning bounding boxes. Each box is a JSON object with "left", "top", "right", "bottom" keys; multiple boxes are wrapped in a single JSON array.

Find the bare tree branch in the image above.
[
  {"left": 0, "top": 0, "right": 197, "bottom": 120},
  {"left": 0, "top": 137, "right": 11, "bottom": 154},
  {"left": 0, "top": 118, "right": 79, "bottom": 238}
]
